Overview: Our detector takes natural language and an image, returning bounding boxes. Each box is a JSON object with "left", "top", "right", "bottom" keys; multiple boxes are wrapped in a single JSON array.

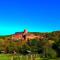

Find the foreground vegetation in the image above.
[
  {"left": 0, "top": 31, "right": 60, "bottom": 60},
  {"left": 0, "top": 54, "right": 60, "bottom": 60}
]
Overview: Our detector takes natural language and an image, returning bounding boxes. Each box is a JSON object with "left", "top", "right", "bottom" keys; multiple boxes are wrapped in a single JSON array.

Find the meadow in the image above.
[
  {"left": 0, "top": 54, "right": 59, "bottom": 60},
  {"left": 0, "top": 54, "right": 41, "bottom": 60}
]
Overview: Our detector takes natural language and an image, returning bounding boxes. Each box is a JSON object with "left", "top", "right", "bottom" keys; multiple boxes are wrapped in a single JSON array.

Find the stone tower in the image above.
[
  {"left": 22, "top": 29, "right": 28, "bottom": 40},
  {"left": 24, "top": 29, "right": 28, "bottom": 34}
]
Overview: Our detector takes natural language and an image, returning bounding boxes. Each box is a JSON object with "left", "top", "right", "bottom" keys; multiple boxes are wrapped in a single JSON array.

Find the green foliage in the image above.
[
  {"left": 52, "top": 39, "right": 60, "bottom": 57},
  {"left": 0, "top": 31, "right": 60, "bottom": 59},
  {"left": 44, "top": 47, "right": 57, "bottom": 58}
]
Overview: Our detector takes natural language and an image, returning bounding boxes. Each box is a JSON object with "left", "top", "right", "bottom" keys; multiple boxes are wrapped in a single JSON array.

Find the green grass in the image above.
[
  {"left": 0, "top": 54, "right": 42, "bottom": 60},
  {"left": 0, "top": 54, "right": 59, "bottom": 60},
  {"left": 0, "top": 54, "right": 12, "bottom": 60}
]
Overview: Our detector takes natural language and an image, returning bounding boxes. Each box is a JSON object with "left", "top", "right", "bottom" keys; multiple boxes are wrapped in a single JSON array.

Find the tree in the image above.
[{"left": 52, "top": 39, "right": 60, "bottom": 57}]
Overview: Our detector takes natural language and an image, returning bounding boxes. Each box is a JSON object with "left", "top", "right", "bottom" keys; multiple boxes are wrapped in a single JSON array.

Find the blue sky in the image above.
[{"left": 0, "top": 0, "right": 60, "bottom": 35}]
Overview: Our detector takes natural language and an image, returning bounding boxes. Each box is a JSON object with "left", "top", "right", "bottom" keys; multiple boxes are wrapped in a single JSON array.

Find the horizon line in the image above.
[{"left": 0, "top": 30, "right": 60, "bottom": 36}]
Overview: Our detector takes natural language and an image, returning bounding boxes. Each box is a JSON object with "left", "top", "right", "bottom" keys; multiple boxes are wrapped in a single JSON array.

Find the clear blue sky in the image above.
[{"left": 0, "top": 0, "right": 60, "bottom": 35}]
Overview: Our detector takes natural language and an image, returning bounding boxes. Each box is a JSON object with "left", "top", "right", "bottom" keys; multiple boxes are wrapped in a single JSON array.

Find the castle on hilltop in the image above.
[{"left": 12, "top": 29, "right": 43, "bottom": 41}]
